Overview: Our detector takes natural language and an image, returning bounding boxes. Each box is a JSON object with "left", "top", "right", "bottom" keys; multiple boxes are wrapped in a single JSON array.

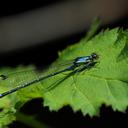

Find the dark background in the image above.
[{"left": 0, "top": 0, "right": 128, "bottom": 128}]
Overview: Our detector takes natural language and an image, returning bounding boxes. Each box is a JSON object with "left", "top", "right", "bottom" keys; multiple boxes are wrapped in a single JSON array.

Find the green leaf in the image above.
[
  {"left": 0, "top": 27, "right": 128, "bottom": 126},
  {"left": 42, "top": 28, "right": 128, "bottom": 116}
]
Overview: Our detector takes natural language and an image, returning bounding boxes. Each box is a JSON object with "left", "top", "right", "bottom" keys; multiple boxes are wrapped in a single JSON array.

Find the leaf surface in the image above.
[{"left": 0, "top": 28, "right": 128, "bottom": 126}]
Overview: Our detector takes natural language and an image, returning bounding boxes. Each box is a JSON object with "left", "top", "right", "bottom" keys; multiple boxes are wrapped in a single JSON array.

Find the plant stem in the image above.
[{"left": 16, "top": 112, "right": 50, "bottom": 128}]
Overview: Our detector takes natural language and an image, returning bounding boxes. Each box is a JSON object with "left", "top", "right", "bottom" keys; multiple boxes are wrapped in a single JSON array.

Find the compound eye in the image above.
[{"left": 91, "top": 53, "right": 98, "bottom": 59}]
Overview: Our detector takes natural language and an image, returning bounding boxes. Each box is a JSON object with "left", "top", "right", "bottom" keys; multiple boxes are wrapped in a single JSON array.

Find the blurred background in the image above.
[
  {"left": 0, "top": 0, "right": 128, "bottom": 67},
  {"left": 0, "top": 0, "right": 128, "bottom": 128}
]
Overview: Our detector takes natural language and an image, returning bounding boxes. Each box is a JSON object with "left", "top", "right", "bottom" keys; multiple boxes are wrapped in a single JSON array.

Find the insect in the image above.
[{"left": 0, "top": 53, "right": 98, "bottom": 98}]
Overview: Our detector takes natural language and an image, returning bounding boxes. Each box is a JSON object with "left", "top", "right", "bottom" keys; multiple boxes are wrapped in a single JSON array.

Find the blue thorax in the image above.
[{"left": 75, "top": 56, "right": 91, "bottom": 65}]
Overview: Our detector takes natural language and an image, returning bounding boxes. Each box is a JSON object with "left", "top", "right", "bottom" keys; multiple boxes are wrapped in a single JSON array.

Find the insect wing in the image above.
[{"left": 0, "top": 60, "right": 74, "bottom": 94}]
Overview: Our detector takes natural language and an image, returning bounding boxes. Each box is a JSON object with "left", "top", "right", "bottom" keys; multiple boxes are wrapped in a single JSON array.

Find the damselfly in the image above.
[{"left": 0, "top": 53, "right": 98, "bottom": 98}]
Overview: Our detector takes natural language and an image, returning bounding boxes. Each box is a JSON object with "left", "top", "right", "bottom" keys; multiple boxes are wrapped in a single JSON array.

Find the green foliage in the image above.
[{"left": 0, "top": 27, "right": 128, "bottom": 127}]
